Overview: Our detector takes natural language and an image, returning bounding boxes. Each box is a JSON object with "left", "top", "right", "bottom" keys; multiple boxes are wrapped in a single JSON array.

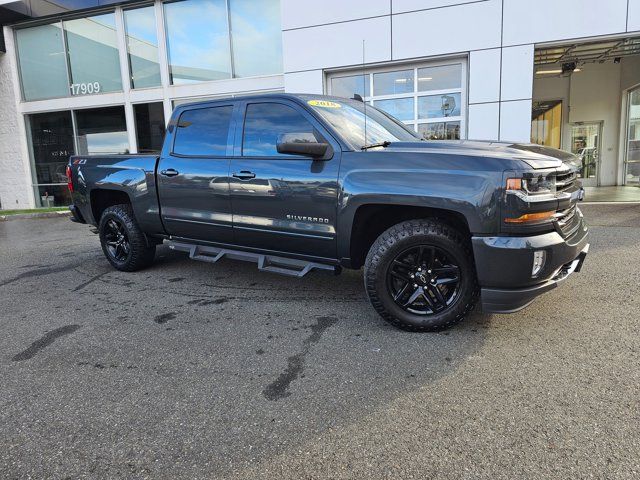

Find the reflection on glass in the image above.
[
  {"left": 16, "top": 23, "right": 69, "bottom": 101},
  {"left": 36, "top": 184, "right": 71, "bottom": 208},
  {"left": 331, "top": 75, "right": 370, "bottom": 99},
  {"left": 373, "top": 70, "right": 414, "bottom": 95},
  {"left": 65, "top": 14, "right": 122, "bottom": 93},
  {"left": 417, "top": 64, "right": 461, "bottom": 91},
  {"left": 173, "top": 106, "right": 233, "bottom": 156},
  {"left": 418, "top": 121, "right": 460, "bottom": 140},
  {"left": 125, "top": 6, "right": 161, "bottom": 89},
  {"left": 242, "top": 103, "right": 317, "bottom": 156},
  {"left": 134, "top": 103, "right": 166, "bottom": 153},
  {"left": 374, "top": 98, "right": 413, "bottom": 121},
  {"left": 75, "top": 106, "right": 129, "bottom": 154},
  {"left": 418, "top": 93, "right": 461, "bottom": 119},
  {"left": 164, "top": 0, "right": 231, "bottom": 84},
  {"left": 229, "top": 0, "right": 283, "bottom": 77},
  {"left": 27, "top": 111, "right": 75, "bottom": 206}
]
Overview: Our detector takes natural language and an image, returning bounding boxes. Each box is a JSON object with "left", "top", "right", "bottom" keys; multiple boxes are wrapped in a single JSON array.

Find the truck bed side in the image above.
[{"left": 68, "top": 154, "right": 164, "bottom": 236}]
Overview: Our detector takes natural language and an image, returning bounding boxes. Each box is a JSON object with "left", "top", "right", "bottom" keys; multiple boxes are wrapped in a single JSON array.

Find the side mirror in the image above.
[{"left": 276, "top": 132, "right": 331, "bottom": 159}]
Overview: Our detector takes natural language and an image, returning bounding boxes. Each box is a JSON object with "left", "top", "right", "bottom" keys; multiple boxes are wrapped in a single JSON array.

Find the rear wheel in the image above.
[
  {"left": 99, "top": 204, "right": 155, "bottom": 272},
  {"left": 364, "top": 219, "right": 478, "bottom": 332}
]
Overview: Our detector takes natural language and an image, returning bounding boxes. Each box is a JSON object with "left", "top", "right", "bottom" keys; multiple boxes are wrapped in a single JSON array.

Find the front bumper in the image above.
[
  {"left": 480, "top": 244, "right": 588, "bottom": 313},
  {"left": 472, "top": 214, "right": 589, "bottom": 313}
]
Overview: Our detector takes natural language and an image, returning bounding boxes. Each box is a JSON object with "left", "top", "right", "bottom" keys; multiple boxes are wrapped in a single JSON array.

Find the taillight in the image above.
[{"left": 66, "top": 165, "right": 73, "bottom": 193}]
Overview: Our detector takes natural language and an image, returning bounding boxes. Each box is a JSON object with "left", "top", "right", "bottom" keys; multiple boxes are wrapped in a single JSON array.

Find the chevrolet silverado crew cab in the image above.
[{"left": 67, "top": 94, "right": 589, "bottom": 332}]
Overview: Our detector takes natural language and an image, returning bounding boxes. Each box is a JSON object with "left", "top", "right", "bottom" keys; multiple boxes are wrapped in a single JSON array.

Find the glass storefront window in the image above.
[
  {"left": 418, "top": 93, "right": 461, "bottom": 119},
  {"left": 134, "top": 103, "right": 166, "bottom": 153},
  {"left": 330, "top": 74, "right": 370, "bottom": 99},
  {"left": 418, "top": 121, "right": 460, "bottom": 140},
  {"left": 64, "top": 14, "right": 122, "bottom": 94},
  {"left": 26, "top": 111, "right": 75, "bottom": 207},
  {"left": 164, "top": 0, "right": 232, "bottom": 84},
  {"left": 75, "top": 106, "right": 129, "bottom": 155},
  {"left": 124, "top": 6, "right": 161, "bottom": 89},
  {"left": 16, "top": 23, "right": 69, "bottom": 101},
  {"left": 374, "top": 98, "right": 414, "bottom": 121},
  {"left": 373, "top": 70, "right": 415, "bottom": 95},
  {"left": 417, "top": 64, "right": 461, "bottom": 91},
  {"left": 229, "top": 0, "right": 283, "bottom": 77}
]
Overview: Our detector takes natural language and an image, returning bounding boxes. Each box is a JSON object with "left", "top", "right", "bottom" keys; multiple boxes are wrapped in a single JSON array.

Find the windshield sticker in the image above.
[{"left": 308, "top": 100, "right": 341, "bottom": 108}]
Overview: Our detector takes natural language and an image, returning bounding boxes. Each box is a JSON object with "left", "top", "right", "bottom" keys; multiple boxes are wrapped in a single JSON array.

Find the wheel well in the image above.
[
  {"left": 349, "top": 204, "right": 471, "bottom": 268},
  {"left": 90, "top": 189, "right": 131, "bottom": 223}
]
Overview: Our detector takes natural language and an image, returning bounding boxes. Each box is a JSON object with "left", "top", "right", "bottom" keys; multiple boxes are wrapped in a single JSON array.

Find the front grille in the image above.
[
  {"left": 555, "top": 169, "right": 577, "bottom": 193},
  {"left": 555, "top": 204, "right": 580, "bottom": 237}
]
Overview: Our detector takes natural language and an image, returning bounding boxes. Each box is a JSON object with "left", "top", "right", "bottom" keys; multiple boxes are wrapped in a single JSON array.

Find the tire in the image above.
[
  {"left": 364, "top": 219, "right": 478, "bottom": 332},
  {"left": 98, "top": 204, "right": 156, "bottom": 272}
]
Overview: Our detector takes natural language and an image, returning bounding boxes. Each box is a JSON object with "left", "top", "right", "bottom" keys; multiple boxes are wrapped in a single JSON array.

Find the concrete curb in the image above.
[{"left": 0, "top": 210, "right": 71, "bottom": 222}]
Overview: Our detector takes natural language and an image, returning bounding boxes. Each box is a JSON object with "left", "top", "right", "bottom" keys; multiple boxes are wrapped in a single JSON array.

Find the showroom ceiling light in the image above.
[{"left": 536, "top": 68, "right": 581, "bottom": 75}]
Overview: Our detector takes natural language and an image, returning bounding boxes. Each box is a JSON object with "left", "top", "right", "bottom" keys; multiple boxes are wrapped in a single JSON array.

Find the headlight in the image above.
[{"left": 506, "top": 173, "right": 556, "bottom": 196}]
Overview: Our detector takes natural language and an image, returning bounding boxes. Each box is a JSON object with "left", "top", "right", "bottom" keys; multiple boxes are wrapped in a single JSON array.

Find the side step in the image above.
[{"left": 168, "top": 241, "right": 339, "bottom": 278}]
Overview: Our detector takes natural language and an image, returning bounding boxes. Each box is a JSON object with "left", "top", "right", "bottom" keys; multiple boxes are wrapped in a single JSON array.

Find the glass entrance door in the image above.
[
  {"left": 624, "top": 86, "right": 640, "bottom": 185},
  {"left": 570, "top": 122, "right": 602, "bottom": 187}
]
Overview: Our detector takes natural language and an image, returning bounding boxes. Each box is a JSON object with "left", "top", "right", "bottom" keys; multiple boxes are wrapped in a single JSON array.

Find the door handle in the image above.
[
  {"left": 232, "top": 171, "right": 256, "bottom": 180},
  {"left": 160, "top": 168, "right": 179, "bottom": 177}
]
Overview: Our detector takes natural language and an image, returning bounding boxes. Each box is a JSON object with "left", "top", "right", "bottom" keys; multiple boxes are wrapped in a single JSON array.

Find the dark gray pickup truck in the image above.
[{"left": 67, "top": 94, "right": 589, "bottom": 331}]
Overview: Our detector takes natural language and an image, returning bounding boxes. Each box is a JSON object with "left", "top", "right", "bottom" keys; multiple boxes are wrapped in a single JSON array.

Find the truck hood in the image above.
[{"left": 383, "top": 140, "right": 579, "bottom": 170}]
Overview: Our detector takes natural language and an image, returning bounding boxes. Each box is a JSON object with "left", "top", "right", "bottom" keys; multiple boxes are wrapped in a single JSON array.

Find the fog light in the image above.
[{"left": 532, "top": 250, "right": 546, "bottom": 277}]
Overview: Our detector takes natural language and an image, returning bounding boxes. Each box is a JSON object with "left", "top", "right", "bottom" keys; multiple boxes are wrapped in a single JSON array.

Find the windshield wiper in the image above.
[{"left": 361, "top": 140, "right": 391, "bottom": 150}]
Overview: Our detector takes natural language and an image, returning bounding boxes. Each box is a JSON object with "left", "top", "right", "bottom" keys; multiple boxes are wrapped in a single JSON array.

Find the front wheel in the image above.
[
  {"left": 364, "top": 219, "right": 478, "bottom": 332},
  {"left": 99, "top": 204, "right": 156, "bottom": 272}
]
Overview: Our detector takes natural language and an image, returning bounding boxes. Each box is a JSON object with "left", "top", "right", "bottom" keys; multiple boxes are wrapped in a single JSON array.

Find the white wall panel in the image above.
[
  {"left": 282, "top": 17, "right": 391, "bottom": 72},
  {"left": 629, "top": 0, "right": 640, "bottom": 32},
  {"left": 499, "top": 100, "right": 532, "bottom": 143},
  {"left": 280, "top": 0, "right": 389, "bottom": 30},
  {"left": 392, "top": 0, "right": 501, "bottom": 60},
  {"left": 500, "top": 44, "right": 534, "bottom": 102},
  {"left": 468, "top": 102, "right": 499, "bottom": 140},
  {"left": 284, "top": 70, "right": 324, "bottom": 94},
  {"left": 468, "top": 48, "right": 501, "bottom": 104},
  {"left": 502, "top": 0, "right": 628, "bottom": 46},
  {"left": 0, "top": 28, "right": 33, "bottom": 208},
  {"left": 392, "top": 0, "right": 480, "bottom": 14}
]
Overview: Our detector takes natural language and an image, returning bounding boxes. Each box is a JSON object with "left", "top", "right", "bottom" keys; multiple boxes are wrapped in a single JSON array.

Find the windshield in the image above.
[{"left": 306, "top": 98, "right": 420, "bottom": 149}]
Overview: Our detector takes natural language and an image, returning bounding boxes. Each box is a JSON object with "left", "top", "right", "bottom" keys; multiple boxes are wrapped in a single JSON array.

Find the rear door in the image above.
[
  {"left": 229, "top": 100, "right": 341, "bottom": 259},
  {"left": 157, "top": 103, "right": 236, "bottom": 243}
]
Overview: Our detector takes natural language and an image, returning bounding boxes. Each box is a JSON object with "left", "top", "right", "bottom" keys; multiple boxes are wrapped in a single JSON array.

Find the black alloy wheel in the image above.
[
  {"left": 98, "top": 204, "right": 156, "bottom": 272},
  {"left": 103, "top": 218, "right": 131, "bottom": 262},
  {"left": 364, "top": 219, "right": 478, "bottom": 332},
  {"left": 386, "top": 245, "right": 461, "bottom": 315}
]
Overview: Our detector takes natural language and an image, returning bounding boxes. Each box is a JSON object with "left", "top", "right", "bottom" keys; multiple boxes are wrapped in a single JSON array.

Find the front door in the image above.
[
  {"left": 624, "top": 86, "right": 640, "bottom": 185},
  {"left": 157, "top": 103, "right": 235, "bottom": 243},
  {"left": 570, "top": 121, "right": 602, "bottom": 187},
  {"left": 229, "top": 100, "right": 341, "bottom": 260}
]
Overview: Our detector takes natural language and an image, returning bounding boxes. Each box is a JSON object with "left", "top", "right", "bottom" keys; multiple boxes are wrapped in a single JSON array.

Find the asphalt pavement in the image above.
[{"left": 0, "top": 204, "right": 638, "bottom": 479}]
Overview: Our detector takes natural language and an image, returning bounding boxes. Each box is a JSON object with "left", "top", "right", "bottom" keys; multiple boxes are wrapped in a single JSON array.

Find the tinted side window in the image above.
[
  {"left": 242, "top": 103, "right": 319, "bottom": 156},
  {"left": 173, "top": 106, "right": 233, "bottom": 156}
]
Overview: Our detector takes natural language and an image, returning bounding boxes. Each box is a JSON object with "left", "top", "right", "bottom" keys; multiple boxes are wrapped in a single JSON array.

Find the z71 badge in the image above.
[{"left": 286, "top": 214, "right": 330, "bottom": 224}]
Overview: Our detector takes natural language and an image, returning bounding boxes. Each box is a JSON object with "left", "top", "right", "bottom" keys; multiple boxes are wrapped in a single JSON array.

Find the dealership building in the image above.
[{"left": 0, "top": 0, "right": 639, "bottom": 209}]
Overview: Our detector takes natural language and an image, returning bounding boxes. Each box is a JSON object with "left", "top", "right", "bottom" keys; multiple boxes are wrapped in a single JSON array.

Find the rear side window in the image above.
[
  {"left": 242, "top": 103, "right": 320, "bottom": 157},
  {"left": 173, "top": 105, "right": 233, "bottom": 156}
]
